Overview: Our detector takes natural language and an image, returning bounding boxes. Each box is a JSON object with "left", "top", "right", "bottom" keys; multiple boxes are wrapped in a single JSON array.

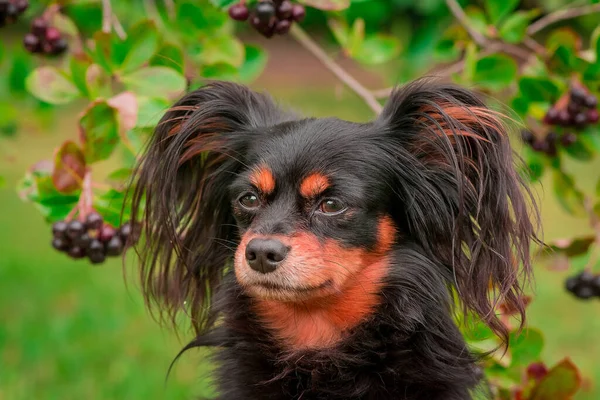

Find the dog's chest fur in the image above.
[{"left": 203, "top": 265, "right": 481, "bottom": 400}]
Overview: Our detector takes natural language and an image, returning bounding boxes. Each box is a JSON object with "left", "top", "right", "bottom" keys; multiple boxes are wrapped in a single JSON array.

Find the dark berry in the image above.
[
  {"left": 275, "top": 19, "right": 291, "bottom": 34},
  {"left": 85, "top": 212, "right": 103, "bottom": 230},
  {"left": 565, "top": 276, "right": 579, "bottom": 293},
  {"left": 561, "top": 132, "right": 577, "bottom": 147},
  {"left": 5, "top": 3, "right": 18, "bottom": 19},
  {"left": 15, "top": 0, "right": 29, "bottom": 13},
  {"left": 531, "top": 140, "right": 549, "bottom": 153},
  {"left": 45, "top": 27, "right": 61, "bottom": 43},
  {"left": 546, "top": 131, "right": 557, "bottom": 143},
  {"left": 52, "top": 220, "right": 68, "bottom": 239},
  {"left": 291, "top": 4, "right": 306, "bottom": 22},
  {"left": 66, "top": 220, "right": 85, "bottom": 240},
  {"left": 570, "top": 87, "right": 587, "bottom": 105},
  {"left": 526, "top": 363, "right": 548, "bottom": 381},
  {"left": 118, "top": 222, "right": 139, "bottom": 245},
  {"left": 520, "top": 129, "right": 534, "bottom": 144},
  {"left": 0, "top": 0, "right": 8, "bottom": 11},
  {"left": 545, "top": 132, "right": 558, "bottom": 156},
  {"left": 276, "top": 0, "right": 293, "bottom": 19},
  {"left": 574, "top": 112, "right": 587, "bottom": 127},
  {"left": 50, "top": 38, "right": 68, "bottom": 55},
  {"left": 576, "top": 285, "right": 595, "bottom": 300},
  {"left": 557, "top": 110, "right": 571, "bottom": 126},
  {"left": 592, "top": 275, "right": 600, "bottom": 296},
  {"left": 588, "top": 109, "right": 599, "bottom": 124},
  {"left": 99, "top": 225, "right": 116, "bottom": 243},
  {"left": 52, "top": 237, "right": 70, "bottom": 252},
  {"left": 251, "top": 15, "right": 275, "bottom": 38},
  {"left": 31, "top": 17, "right": 48, "bottom": 36},
  {"left": 88, "top": 239, "right": 106, "bottom": 264},
  {"left": 68, "top": 246, "right": 86, "bottom": 259},
  {"left": 24, "top": 34, "right": 41, "bottom": 53},
  {"left": 579, "top": 270, "right": 594, "bottom": 284},
  {"left": 543, "top": 108, "right": 559, "bottom": 125},
  {"left": 106, "top": 236, "right": 124, "bottom": 256},
  {"left": 228, "top": 3, "right": 250, "bottom": 21},
  {"left": 584, "top": 95, "right": 597, "bottom": 109},
  {"left": 73, "top": 233, "right": 91, "bottom": 249},
  {"left": 567, "top": 101, "right": 580, "bottom": 115},
  {"left": 255, "top": 1, "right": 275, "bottom": 23}
]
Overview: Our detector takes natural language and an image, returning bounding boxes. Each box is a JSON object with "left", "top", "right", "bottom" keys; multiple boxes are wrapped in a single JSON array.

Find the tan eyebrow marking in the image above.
[
  {"left": 300, "top": 172, "right": 330, "bottom": 198},
  {"left": 249, "top": 165, "right": 276, "bottom": 194}
]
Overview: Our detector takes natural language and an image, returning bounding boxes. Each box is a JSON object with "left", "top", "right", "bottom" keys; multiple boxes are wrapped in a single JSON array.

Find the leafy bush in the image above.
[{"left": 2, "top": 0, "right": 600, "bottom": 398}]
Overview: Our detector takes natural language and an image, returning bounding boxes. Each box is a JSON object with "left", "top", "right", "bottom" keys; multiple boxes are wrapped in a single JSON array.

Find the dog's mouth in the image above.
[
  {"left": 254, "top": 280, "right": 333, "bottom": 293},
  {"left": 243, "top": 279, "right": 335, "bottom": 301}
]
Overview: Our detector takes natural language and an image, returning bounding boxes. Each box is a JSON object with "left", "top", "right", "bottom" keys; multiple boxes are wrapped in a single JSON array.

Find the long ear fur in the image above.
[
  {"left": 130, "top": 81, "right": 293, "bottom": 334},
  {"left": 377, "top": 79, "right": 539, "bottom": 344}
]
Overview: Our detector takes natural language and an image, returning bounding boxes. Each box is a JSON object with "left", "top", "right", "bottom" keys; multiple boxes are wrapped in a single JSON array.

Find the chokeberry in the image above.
[
  {"left": 15, "top": 0, "right": 28, "bottom": 13},
  {"left": 588, "top": 109, "right": 599, "bottom": 124},
  {"left": 255, "top": 1, "right": 276, "bottom": 23},
  {"left": 545, "top": 132, "right": 558, "bottom": 156},
  {"left": 50, "top": 38, "right": 68, "bottom": 55},
  {"left": 576, "top": 285, "right": 595, "bottom": 300},
  {"left": 88, "top": 239, "right": 106, "bottom": 264},
  {"left": 73, "top": 233, "right": 91, "bottom": 249},
  {"left": 567, "top": 101, "right": 580, "bottom": 114},
  {"left": 570, "top": 87, "right": 587, "bottom": 105},
  {"left": 106, "top": 236, "right": 124, "bottom": 256},
  {"left": 561, "top": 132, "right": 577, "bottom": 147},
  {"left": 275, "top": 19, "right": 291, "bottom": 34},
  {"left": 585, "top": 95, "right": 598, "bottom": 109},
  {"left": 31, "top": 17, "right": 48, "bottom": 36},
  {"left": 85, "top": 212, "right": 103, "bottom": 230},
  {"left": 68, "top": 246, "right": 86, "bottom": 259},
  {"left": 88, "top": 251, "right": 106, "bottom": 264},
  {"left": 565, "top": 276, "right": 579, "bottom": 292},
  {"left": 66, "top": 220, "right": 85, "bottom": 239},
  {"left": 52, "top": 220, "right": 68, "bottom": 239},
  {"left": 45, "top": 27, "right": 61, "bottom": 43},
  {"left": 52, "top": 237, "right": 69, "bottom": 252},
  {"left": 574, "top": 112, "right": 588, "bottom": 127},
  {"left": 557, "top": 110, "right": 571, "bottom": 126},
  {"left": 579, "top": 270, "right": 594, "bottom": 284},
  {"left": 543, "top": 108, "right": 558, "bottom": 125},
  {"left": 228, "top": 3, "right": 250, "bottom": 21},
  {"left": 531, "top": 140, "right": 549, "bottom": 153},
  {"left": 520, "top": 129, "right": 534, "bottom": 144},
  {"left": 99, "top": 225, "right": 116, "bottom": 242},
  {"left": 23, "top": 33, "right": 41, "bottom": 53},
  {"left": 291, "top": 4, "right": 306, "bottom": 22},
  {"left": 276, "top": 0, "right": 293, "bottom": 19}
]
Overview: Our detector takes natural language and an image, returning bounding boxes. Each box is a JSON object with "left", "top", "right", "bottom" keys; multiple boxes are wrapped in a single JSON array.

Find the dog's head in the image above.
[{"left": 131, "top": 80, "right": 537, "bottom": 343}]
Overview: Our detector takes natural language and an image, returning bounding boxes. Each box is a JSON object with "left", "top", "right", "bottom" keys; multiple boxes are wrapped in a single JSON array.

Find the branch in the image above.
[
  {"left": 289, "top": 24, "right": 383, "bottom": 115},
  {"left": 445, "top": 0, "right": 487, "bottom": 46},
  {"left": 527, "top": 3, "right": 600, "bottom": 36},
  {"left": 164, "top": 0, "right": 176, "bottom": 20},
  {"left": 112, "top": 13, "right": 127, "bottom": 40},
  {"left": 101, "top": 0, "right": 112, "bottom": 34}
]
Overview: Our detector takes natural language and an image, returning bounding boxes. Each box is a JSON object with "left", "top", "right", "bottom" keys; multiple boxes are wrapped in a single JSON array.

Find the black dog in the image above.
[{"left": 131, "top": 80, "right": 537, "bottom": 399}]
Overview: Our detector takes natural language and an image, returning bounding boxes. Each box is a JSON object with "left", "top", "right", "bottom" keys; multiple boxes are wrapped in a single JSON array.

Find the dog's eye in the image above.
[
  {"left": 318, "top": 198, "right": 347, "bottom": 215},
  {"left": 239, "top": 193, "right": 261, "bottom": 210}
]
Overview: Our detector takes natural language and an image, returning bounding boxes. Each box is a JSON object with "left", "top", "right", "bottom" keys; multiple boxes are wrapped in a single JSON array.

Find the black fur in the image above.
[{"left": 130, "top": 80, "right": 538, "bottom": 399}]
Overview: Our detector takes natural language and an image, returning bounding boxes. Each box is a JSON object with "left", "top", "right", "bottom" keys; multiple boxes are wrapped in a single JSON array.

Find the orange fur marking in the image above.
[
  {"left": 299, "top": 172, "right": 330, "bottom": 198},
  {"left": 249, "top": 165, "right": 276, "bottom": 194},
  {"left": 234, "top": 216, "right": 396, "bottom": 350}
]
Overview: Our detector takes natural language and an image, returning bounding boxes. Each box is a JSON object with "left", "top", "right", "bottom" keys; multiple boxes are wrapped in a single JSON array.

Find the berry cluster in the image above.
[
  {"left": 52, "top": 213, "right": 137, "bottom": 264},
  {"left": 229, "top": 0, "right": 305, "bottom": 38},
  {"left": 23, "top": 17, "right": 68, "bottom": 56},
  {"left": 544, "top": 88, "right": 598, "bottom": 128},
  {"left": 565, "top": 271, "right": 600, "bottom": 300},
  {"left": 521, "top": 85, "right": 599, "bottom": 156},
  {"left": 0, "top": 0, "right": 28, "bottom": 27}
]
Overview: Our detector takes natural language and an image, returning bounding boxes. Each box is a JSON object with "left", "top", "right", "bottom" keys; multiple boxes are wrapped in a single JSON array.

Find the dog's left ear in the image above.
[{"left": 377, "top": 80, "right": 539, "bottom": 343}]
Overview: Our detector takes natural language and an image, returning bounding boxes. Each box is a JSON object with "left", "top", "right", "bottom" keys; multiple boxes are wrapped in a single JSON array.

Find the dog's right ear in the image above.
[{"left": 130, "top": 81, "right": 291, "bottom": 334}]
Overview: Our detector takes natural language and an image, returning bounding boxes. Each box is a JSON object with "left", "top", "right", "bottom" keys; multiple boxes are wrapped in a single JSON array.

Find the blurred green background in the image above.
[{"left": 2, "top": 1, "right": 600, "bottom": 399}]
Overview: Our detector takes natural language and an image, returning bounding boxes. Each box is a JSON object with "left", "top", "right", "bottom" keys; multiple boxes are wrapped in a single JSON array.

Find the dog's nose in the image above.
[{"left": 245, "top": 238, "right": 289, "bottom": 274}]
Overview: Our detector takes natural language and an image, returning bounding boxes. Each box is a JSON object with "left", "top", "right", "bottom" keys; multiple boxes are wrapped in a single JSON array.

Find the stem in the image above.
[
  {"left": 527, "top": 3, "right": 600, "bottom": 36},
  {"left": 289, "top": 25, "right": 383, "bottom": 115},
  {"left": 445, "top": 0, "right": 487, "bottom": 46},
  {"left": 101, "top": 0, "right": 112, "bottom": 34},
  {"left": 164, "top": 0, "right": 176, "bottom": 20},
  {"left": 112, "top": 13, "right": 127, "bottom": 40}
]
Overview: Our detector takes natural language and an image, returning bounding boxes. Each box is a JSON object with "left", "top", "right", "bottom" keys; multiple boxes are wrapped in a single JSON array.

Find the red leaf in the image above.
[
  {"left": 529, "top": 358, "right": 581, "bottom": 400},
  {"left": 52, "top": 141, "right": 86, "bottom": 193},
  {"left": 107, "top": 91, "right": 138, "bottom": 134},
  {"left": 527, "top": 362, "right": 549, "bottom": 382}
]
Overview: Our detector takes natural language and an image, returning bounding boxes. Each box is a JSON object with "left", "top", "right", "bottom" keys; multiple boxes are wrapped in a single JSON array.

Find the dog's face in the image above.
[{"left": 229, "top": 119, "right": 396, "bottom": 302}]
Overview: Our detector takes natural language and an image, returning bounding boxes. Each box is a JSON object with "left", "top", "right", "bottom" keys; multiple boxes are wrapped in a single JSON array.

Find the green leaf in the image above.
[
  {"left": 136, "top": 97, "right": 169, "bottom": 128},
  {"left": 120, "top": 20, "right": 160, "bottom": 74},
  {"left": 347, "top": 18, "right": 366, "bottom": 58},
  {"left": 484, "top": 0, "right": 519, "bottom": 25},
  {"left": 351, "top": 34, "right": 402, "bottom": 65},
  {"left": 464, "top": 6, "right": 489, "bottom": 36},
  {"left": 461, "top": 42, "right": 478, "bottom": 83},
  {"left": 9, "top": 51, "right": 34, "bottom": 95},
  {"left": 90, "top": 31, "right": 129, "bottom": 74},
  {"left": 546, "top": 28, "right": 580, "bottom": 53},
  {"left": 150, "top": 43, "right": 185, "bottom": 74},
  {"left": 194, "top": 35, "right": 245, "bottom": 67},
  {"left": 530, "top": 359, "right": 581, "bottom": 400},
  {"left": 548, "top": 45, "right": 576, "bottom": 74},
  {"left": 0, "top": 101, "right": 18, "bottom": 137},
  {"left": 79, "top": 101, "right": 120, "bottom": 163},
  {"left": 18, "top": 161, "right": 79, "bottom": 222},
  {"left": 26, "top": 67, "right": 80, "bottom": 105},
  {"left": 94, "top": 189, "right": 131, "bottom": 227},
  {"left": 52, "top": 141, "right": 86, "bottom": 194},
  {"left": 552, "top": 169, "right": 586, "bottom": 216},
  {"left": 509, "top": 328, "right": 544, "bottom": 368},
  {"left": 328, "top": 18, "right": 349, "bottom": 47},
  {"left": 121, "top": 67, "right": 186, "bottom": 99},
  {"left": 472, "top": 54, "right": 517, "bottom": 91},
  {"left": 70, "top": 55, "right": 92, "bottom": 98},
  {"left": 238, "top": 45, "right": 268, "bottom": 83},
  {"left": 298, "top": 0, "right": 350, "bottom": 11},
  {"left": 209, "top": 0, "right": 237, "bottom": 7},
  {"left": 563, "top": 139, "right": 594, "bottom": 161},
  {"left": 522, "top": 147, "right": 545, "bottom": 182},
  {"left": 498, "top": 10, "right": 540, "bottom": 44},
  {"left": 107, "top": 168, "right": 134, "bottom": 188},
  {"left": 518, "top": 77, "right": 560, "bottom": 103}
]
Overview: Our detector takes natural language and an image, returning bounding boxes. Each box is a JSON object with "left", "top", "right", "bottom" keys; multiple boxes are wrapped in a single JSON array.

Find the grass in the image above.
[{"left": 1, "top": 86, "right": 600, "bottom": 399}]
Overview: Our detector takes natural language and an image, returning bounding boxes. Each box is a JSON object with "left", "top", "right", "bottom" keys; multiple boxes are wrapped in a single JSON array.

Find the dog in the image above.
[{"left": 130, "top": 79, "right": 538, "bottom": 399}]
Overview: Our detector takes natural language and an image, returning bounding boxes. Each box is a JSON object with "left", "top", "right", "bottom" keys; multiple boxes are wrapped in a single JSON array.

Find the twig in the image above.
[
  {"left": 445, "top": 0, "right": 487, "bottom": 46},
  {"left": 164, "top": 0, "right": 176, "bottom": 20},
  {"left": 112, "top": 13, "right": 127, "bottom": 40},
  {"left": 101, "top": 0, "right": 112, "bottom": 34},
  {"left": 289, "top": 24, "right": 383, "bottom": 115},
  {"left": 527, "top": 3, "right": 600, "bottom": 36}
]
